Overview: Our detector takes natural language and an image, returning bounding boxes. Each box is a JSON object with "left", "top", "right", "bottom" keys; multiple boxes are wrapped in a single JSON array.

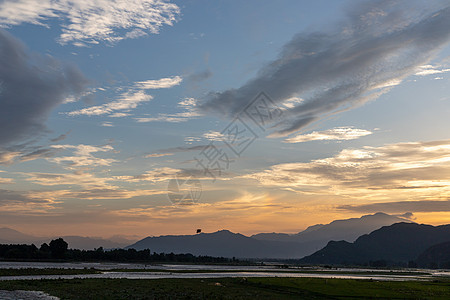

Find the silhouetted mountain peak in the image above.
[
  {"left": 126, "top": 213, "right": 416, "bottom": 259},
  {"left": 300, "top": 222, "right": 450, "bottom": 266},
  {"left": 212, "top": 229, "right": 235, "bottom": 235}
]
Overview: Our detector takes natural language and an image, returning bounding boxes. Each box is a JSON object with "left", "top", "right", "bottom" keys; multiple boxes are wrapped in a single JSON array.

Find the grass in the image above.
[{"left": 0, "top": 277, "right": 449, "bottom": 299}]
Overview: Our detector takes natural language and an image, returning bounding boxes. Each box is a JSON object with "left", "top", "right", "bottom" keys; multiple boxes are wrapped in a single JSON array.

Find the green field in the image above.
[{"left": 0, "top": 277, "right": 449, "bottom": 299}]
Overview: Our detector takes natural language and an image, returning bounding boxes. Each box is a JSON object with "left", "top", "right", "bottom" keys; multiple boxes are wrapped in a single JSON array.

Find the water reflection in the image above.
[{"left": 0, "top": 262, "right": 447, "bottom": 282}]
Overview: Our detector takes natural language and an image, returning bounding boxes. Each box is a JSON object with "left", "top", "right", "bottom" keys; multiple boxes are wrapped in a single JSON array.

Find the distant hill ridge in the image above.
[
  {"left": 2, "top": 213, "right": 418, "bottom": 259},
  {"left": 299, "top": 222, "right": 450, "bottom": 265},
  {"left": 125, "top": 212, "right": 412, "bottom": 258},
  {"left": 251, "top": 212, "right": 411, "bottom": 243}
]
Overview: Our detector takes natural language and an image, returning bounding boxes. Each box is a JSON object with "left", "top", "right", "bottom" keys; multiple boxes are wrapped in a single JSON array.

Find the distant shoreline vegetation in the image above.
[
  {"left": 0, "top": 238, "right": 245, "bottom": 264},
  {"left": 1, "top": 236, "right": 449, "bottom": 269}
]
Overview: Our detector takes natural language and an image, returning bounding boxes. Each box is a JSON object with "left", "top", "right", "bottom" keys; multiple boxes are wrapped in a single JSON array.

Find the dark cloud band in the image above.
[
  {"left": 0, "top": 30, "right": 89, "bottom": 147},
  {"left": 200, "top": 0, "right": 450, "bottom": 136}
]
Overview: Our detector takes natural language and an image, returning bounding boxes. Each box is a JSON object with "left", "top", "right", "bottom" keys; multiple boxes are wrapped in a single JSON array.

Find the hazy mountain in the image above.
[
  {"left": 58, "top": 236, "right": 131, "bottom": 250},
  {"left": 251, "top": 212, "right": 411, "bottom": 254},
  {"left": 0, "top": 227, "right": 44, "bottom": 244},
  {"left": 108, "top": 235, "right": 142, "bottom": 245},
  {"left": 416, "top": 241, "right": 450, "bottom": 268},
  {"left": 2, "top": 212, "right": 417, "bottom": 258},
  {"left": 0, "top": 227, "right": 135, "bottom": 250},
  {"left": 126, "top": 213, "right": 410, "bottom": 258},
  {"left": 299, "top": 222, "right": 450, "bottom": 265},
  {"left": 126, "top": 229, "right": 315, "bottom": 258}
]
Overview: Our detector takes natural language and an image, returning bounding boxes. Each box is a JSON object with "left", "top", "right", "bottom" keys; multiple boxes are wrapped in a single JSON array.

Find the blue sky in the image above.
[{"left": 0, "top": 0, "right": 450, "bottom": 238}]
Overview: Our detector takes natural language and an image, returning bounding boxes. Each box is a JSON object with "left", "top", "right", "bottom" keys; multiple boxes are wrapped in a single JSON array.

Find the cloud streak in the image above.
[
  {"left": 415, "top": 64, "right": 450, "bottom": 76},
  {"left": 135, "top": 97, "right": 202, "bottom": 123},
  {"left": 49, "top": 144, "right": 117, "bottom": 168},
  {"left": 148, "top": 144, "right": 212, "bottom": 156},
  {"left": 245, "top": 139, "right": 450, "bottom": 201},
  {"left": 338, "top": 200, "right": 450, "bottom": 213},
  {"left": 200, "top": 0, "right": 450, "bottom": 136},
  {"left": 0, "top": 0, "right": 180, "bottom": 46},
  {"left": 144, "top": 153, "right": 173, "bottom": 158},
  {"left": 67, "top": 76, "right": 182, "bottom": 117},
  {"left": 0, "top": 176, "right": 14, "bottom": 184},
  {"left": 202, "top": 131, "right": 225, "bottom": 142},
  {"left": 284, "top": 127, "right": 372, "bottom": 143},
  {"left": 134, "top": 76, "right": 182, "bottom": 90},
  {"left": 0, "top": 188, "right": 58, "bottom": 214},
  {"left": 67, "top": 91, "right": 153, "bottom": 116}
]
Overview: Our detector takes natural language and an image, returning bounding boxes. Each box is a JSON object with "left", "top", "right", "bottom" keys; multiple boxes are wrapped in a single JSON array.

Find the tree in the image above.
[
  {"left": 49, "top": 238, "right": 68, "bottom": 259},
  {"left": 40, "top": 243, "right": 50, "bottom": 252}
]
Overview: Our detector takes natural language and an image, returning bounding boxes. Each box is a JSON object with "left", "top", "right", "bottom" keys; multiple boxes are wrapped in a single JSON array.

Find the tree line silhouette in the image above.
[{"left": 0, "top": 238, "right": 238, "bottom": 263}]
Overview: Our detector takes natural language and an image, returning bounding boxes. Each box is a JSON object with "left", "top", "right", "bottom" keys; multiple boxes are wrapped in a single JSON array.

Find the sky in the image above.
[{"left": 0, "top": 0, "right": 450, "bottom": 239}]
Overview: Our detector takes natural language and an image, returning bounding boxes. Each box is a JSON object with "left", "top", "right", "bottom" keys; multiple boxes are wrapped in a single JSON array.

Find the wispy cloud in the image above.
[
  {"left": 135, "top": 97, "right": 202, "bottom": 123},
  {"left": 24, "top": 168, "right": 166, "bottom": 201},
  {"left": 0, "top": 176, "right": 14, "bottom": 184},
  {"left": 109, "top": 113, "right": 131, "bottom": 118},
  {"left": 49, "top": 144, "right": 117, "bottom": 167},
  {"left": 134, "top": 76, "right": 182, "bottom": 89},
  {"left": 67, "top": 76, "right": 182, "bottom": 117},
  {"left": 57, "top": 188, "right": 167, "bottom": 200},
  {"left": 338, "top": 200, "right": 450, "bottom": 213},
  {"left": 67, "top": 91, "right": 153, "bottom": 117},
  {"left": 281, "top": 97, "right": 304, "bottom": 109},
  {"left": 50, "top": 131, "right": 70, "bottom": 143},
  {"left": 101, "top": 122, "right": 114, "bottom": 127},
  {"left": 184, "top": 137, "right": 202, "bottom": 144},
  {"left": 284, "top": 127, "right": 372, "bottom": 143},
  {"left": 113, "top": 166, "right": 231, "bottom": 184},
  {"left": 202, "top": 131, "right": 225, "bottom": 142},
  {"left": 0, "top": 188, "right": 59, "bottom": 213},
  {"left": 0, "top": 0, "right": 180, "bottom": 46},
  {"left": 186, "top": 69, "right": 212, "bottom": 84},
  {"left": 25, "top": 171, "right": 114, "bottom": 189},
  {"left": 245, "top": 139, "right": 450, "bottom": 201},
  {"left": 144, "top": 153, "right": 174, "bottom": 158},
  {"left": 0, "top": 145, "right": 65, "bottom": 165},
  {"left": 114, "top": 167, "right": 180, "bottom": 183},
  {"left": 415, "top": 64, "right": 450, "bottom": 76},
  {"left": 19, "top": 148, "right": 58, "bottom": 162},
  {"left": 0, "top": 151, "right": 21, "bottom": 165},
  {"left": 1, "top": 146, "right": 61, "bottom": 165},
  {"left": 200, "top": 1, "right": 450, "bottom": 136},
  {"left": 24, "top": 172, "right": 166, "bottom": 200},
  {"left": 148, "top": 144, "right": 210, "bottom": 156}
]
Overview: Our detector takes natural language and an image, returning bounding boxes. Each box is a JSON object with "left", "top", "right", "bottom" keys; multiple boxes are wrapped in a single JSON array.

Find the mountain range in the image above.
[
  {"left": 251, "top": 212, "right": 410, "bottom": 248},
  {"left": 125, "top": 212, "right": 411, "bottom": 258},
  {"left": 5, "top": 212, "right": 440, "bottom": 262},
  {"left": 299, "top": 222, "right": 450, "bottom": 266}
]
